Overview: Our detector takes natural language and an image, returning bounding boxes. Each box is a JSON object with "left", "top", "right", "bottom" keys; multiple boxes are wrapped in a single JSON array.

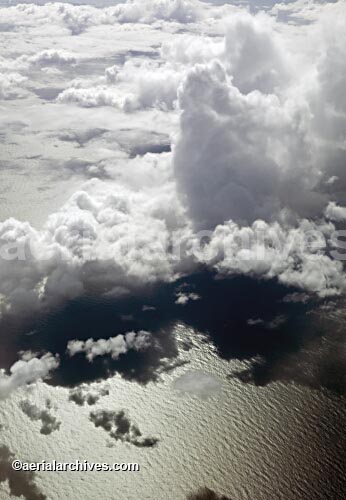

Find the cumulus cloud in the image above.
[
  {"left": 22, "top": 49, "right": 77, "bottom": 68},
  {"left": 171, "top": 2, "right": 346, "bottom": 230},
  {"left": 325, "top": 202, "right": 346, "bottom": 222},
  {"left": 0, "top": 0, "right": 204, "bottom": 37},
  {"left": 90, "top": 409, "right": 158, "bottom": 447},
  {"left": 175, "top": 292, "right": 200, "bottom": 305},
  {"left": 174, "top": 59, "right": 321, "bottom": 228},
  {"left": 0, "top": 0, "right": 345, "bottom": 322},
  {"left": 58, "top": 60, "right": 182, "bottom": 111},
  {"left": 247, "top": 315, "right": 286, "bottom": 330},
  {"left": 57, "top": 86, "right": 122, "bottom": 108},
  {"left": 0, "top": 3, "right": 102, "bottom": 35},
  {"left": 0, "top": 353, "right": 59, "bottom": 400},
  {"left": 189, "top": 219, "right": 346, "bottom": 296},
  {"left": 223, "top": 11, "right": 290, "bottom": 95},
  {"left": 0, "top": 72, "right": 27, "bottom": 99},
  {"left": 67, "top": 330, "right": 151, "bottom": 361},
  {"left": 69, "top": 385, "right": 109, "bottom": 406},
  {"left": 0, "top": 175, "right": 183, "bottom": 316},
  {"left": 111, "top": 0, "right": 202, "bottom": 24},
  {"left": 161, "top": 34, "right": 223, "bottom": 65}
]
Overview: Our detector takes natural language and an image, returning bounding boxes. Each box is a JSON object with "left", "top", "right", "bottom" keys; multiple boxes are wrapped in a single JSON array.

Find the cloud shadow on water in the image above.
[{"left": 0, "top": 271, "right": 342, "bottom": 392}]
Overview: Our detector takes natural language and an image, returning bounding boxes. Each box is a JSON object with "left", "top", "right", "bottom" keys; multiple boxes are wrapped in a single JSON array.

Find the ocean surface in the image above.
[{"left": 0, "top": 271, "right": 345, "bottom": 499}]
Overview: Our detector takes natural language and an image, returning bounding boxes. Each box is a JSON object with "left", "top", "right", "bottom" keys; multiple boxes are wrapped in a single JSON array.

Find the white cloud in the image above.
[
  {"left": 22, "top": 49, "right": 77, "bottom": 68},
  {"left": 58, "top": 60, "right": 182, "bottom": 111},
  {"left": 0, "top": 3, "right": 102, "bottom": 35},
  {"left": 0, "top": 0, "right": 204, "bottom": 37},
  {"left": 0, "top": 353, "right": 59, "bottom": 400},
  {"left": 174, "top": 58, "right": 323, "bottom": 229},
  {"left": 175, "top": 292, "right": 200, "bottom": 305},
  {"left": 161, "top": 34, "right": 223, "bottom": 65},
  {"left": 223, "top": 11, "right": 290, "bottom": 95},
  {"left": 0, "top": 72, "right": 27, "bottom": 99},
  {"left": 67, "top": 330, "right": 151, "bottom": 361},
  {"left": 111, "top": 0, "right": 203, "bottom": 24},
  {"left": 57, "top": 86, "right": 122, "bottom": 108},
  {"left": 189, "top": 218, "right": 346, "bottom": 296},
  {"left": 325, "top": 202, "right": 346, "bottom": 222},
  {"left": 0, "top": 0, "right": 346, "bottom": 317}
]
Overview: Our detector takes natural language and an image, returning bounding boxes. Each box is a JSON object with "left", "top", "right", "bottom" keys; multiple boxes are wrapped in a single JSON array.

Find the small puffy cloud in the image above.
[
  {"left": 67, "top": 330, "right": 151, "bottom": 362},
  {"left": 247, "top": 315, "right": 286, "bottom": 330},
  {"left": 57, "top": 86, "right": 122, "bottom": 108},
  {"left": 282, "top": 292, "right": 310, "bottom": 304},
  {"left": 325, "top": 202, "right": 346, "bottom": 222},
  {"left": 22, "top": 49, "right": 77, "bottom": 68},
  {"left": 0, "top": 72, "right": 27, "bottom": 99},
  {"left": 111, "top": 0, "right": 202, "bottom": 24},
  {"left": 0, "top": 353, "right": 59, "bottom": 400},
  {"left": 325, "top": 176, "right": 338, "bottom": 186},
  {"left": 247, "top": 318, "right": 264, "bottom": 326},
  {"left": 69, "top": 385, "right": 109, "bottom": 406},
  {"left": 175, "top": 292, "right": 200, "bottom": 305}
]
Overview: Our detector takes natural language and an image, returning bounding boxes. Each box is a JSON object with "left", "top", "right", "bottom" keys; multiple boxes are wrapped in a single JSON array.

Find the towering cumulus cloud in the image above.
[{"left": 173, "top": 8, "right": 345, "bottom": 228}]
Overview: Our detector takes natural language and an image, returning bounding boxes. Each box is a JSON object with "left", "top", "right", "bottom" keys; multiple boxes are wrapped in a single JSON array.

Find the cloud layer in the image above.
[{"left": 0, "top": 0, "right": 346, "bottom": 322}]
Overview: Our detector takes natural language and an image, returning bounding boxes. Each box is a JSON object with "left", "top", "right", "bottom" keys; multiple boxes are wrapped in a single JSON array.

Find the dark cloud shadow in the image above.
[
  {"left": 0, "top": 446, "right": 46, "bottom": 500},
  {"left": 187, "top": 487, "right": 232, "bottom": 500},
  {"left": 89, "top": 409, "right": 158, "bottom": 448},
  {"left": 129, "top": 142, "right": 171, "bottom": 158},
  {"left": 1, "top": 270, "right": 343, "bottom": 392},
  {"left": 19, "top": 399, "right": 61, "bottom": 435},
  {"left": 229, "top": 300, "right": 346, "bottom": 395}
]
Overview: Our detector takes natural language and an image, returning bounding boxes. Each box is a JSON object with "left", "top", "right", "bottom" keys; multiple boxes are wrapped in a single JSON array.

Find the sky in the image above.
[{"left": 0, "top": 0, "right": 346, "bottom": 499}]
